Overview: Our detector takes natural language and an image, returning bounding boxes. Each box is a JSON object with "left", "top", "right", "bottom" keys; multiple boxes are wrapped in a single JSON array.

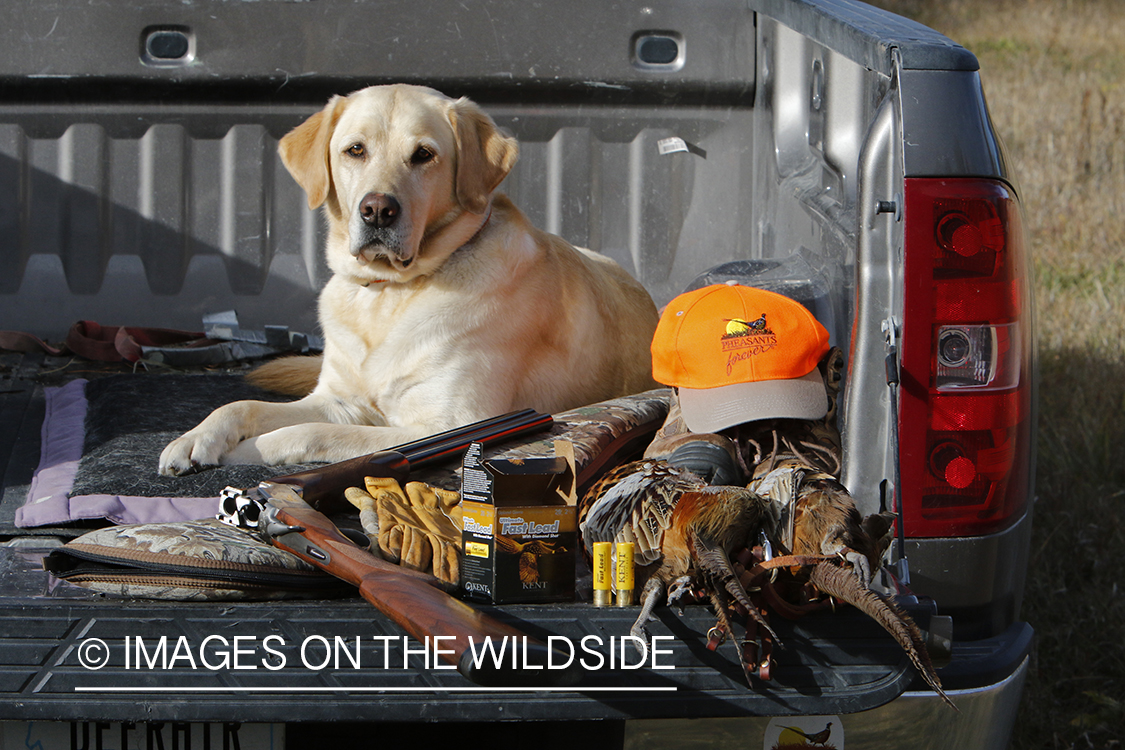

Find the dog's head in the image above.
[{"left": 279, "top": 85, "right": 518, "bottom": 283}]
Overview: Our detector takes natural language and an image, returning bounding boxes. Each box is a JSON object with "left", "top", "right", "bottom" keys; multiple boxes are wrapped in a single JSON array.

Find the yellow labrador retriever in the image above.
[{"left": 159, "top": 84, "right": 659, "bottom": 475}]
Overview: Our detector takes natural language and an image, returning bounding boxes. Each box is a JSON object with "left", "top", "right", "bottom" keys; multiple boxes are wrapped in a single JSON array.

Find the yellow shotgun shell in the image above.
[
  {"left": 592, "top": 542, "right": 612, "bottom": 606},
  {"left": 616, "top": 542, "right": 635, "bottom": 606}
]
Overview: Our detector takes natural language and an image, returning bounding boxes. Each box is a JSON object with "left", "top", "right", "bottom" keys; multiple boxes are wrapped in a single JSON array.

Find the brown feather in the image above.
[
  {"left": 690, "top": 529, "right": 779, "bottom": 644},
  {"left": 808, "top": 561, "right": 957, "bottom": 711}
]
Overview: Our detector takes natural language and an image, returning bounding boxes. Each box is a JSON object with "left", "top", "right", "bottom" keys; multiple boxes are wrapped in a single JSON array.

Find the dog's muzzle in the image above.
[{"left": 353, "top": 192, "right": 413, "bottom": 266}]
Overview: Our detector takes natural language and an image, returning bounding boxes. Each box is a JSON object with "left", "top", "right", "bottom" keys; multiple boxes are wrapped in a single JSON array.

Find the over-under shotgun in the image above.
[{"left": 219, "top": 410, "right": 574, "bottom": 686}]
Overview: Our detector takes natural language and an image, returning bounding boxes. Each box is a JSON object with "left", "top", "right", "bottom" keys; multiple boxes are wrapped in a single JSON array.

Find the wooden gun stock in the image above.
[{"left": 259, "top": 482, "right": 574, "bottom": 686}]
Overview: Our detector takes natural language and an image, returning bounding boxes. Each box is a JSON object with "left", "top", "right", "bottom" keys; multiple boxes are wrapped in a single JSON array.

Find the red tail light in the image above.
[{"left": 899, "top": 178, "right": 1033, "bottom": 537}]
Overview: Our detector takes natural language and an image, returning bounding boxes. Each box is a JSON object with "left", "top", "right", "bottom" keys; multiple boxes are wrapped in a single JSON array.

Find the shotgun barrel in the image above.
[{"left": 268, "top": 409, "right": 554, "bottom": 510}]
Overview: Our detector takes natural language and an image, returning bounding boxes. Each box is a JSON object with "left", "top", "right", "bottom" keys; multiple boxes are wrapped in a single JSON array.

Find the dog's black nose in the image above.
[{"left": 359, "top": 192, "right": 401, "bottom": 228}]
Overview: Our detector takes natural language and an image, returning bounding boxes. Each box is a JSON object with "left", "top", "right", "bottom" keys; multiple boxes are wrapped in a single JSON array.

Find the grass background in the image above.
[{"left": 868, "top": 1, "right": 1125, "bottom": 746}]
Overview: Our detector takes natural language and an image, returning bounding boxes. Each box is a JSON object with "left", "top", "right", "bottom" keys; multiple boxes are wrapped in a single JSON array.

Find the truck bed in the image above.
[
  {"left": 0, "top": 354, "right": 1030, "bottom": 730},
  {"left": 3, "top": 543, "right": 1019, "bottom": 725}
]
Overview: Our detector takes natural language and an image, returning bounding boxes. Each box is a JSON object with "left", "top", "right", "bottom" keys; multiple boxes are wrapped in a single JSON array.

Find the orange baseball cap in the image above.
[{"left": 651, "top": 283, "right": 831, "bottom": 433}]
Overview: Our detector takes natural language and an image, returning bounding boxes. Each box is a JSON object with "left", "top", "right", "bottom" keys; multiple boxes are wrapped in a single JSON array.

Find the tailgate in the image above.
[{"left": 0, "top": 543, "right": 933, "bottom": 722}]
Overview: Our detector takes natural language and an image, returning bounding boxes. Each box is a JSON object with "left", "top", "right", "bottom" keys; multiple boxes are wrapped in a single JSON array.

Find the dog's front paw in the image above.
[
  {"left": 158, "top": 400, "right": 276, "bottom": 476},
  {"left": 159, "top": 428, "right": 239, "bottom": 476},
  {"left": 160, "top": 416, "right": 261, "bottom": 474}
]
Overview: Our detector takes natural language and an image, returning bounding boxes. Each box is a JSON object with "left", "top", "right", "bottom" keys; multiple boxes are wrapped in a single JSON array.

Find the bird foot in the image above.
[
  {"left": 843, "top": 550, "right": 872, "bottom": 588},
  {"left": 630, "top": 624, "right": 652, "bottom": 646},
  {"left": 667, "top": 575, "right": 695, "bottom": 608}
]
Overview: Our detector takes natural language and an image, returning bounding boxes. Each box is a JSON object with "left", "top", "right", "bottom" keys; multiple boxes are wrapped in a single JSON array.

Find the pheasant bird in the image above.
[
  {"left": 615, "top": 347, "right": 956, "bottom": 707},
  {"left": 777, "top": 721, "right": 833, "bottom": 746},
  {"left": 579, "top": 459, "right": 781, "bottom": 679},
  {"left": 724, "top": 314, "right": 768, "bottom": 335},
  {"left": 741, "top": 457, "right": 953, "bottom": 708},
  {"left": 720, "top": 353, "right": 954, "bottom": 708}
]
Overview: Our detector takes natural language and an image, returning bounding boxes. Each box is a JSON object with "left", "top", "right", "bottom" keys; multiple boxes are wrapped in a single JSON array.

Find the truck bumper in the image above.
[{"left": 623, "top": 621, "right": 1033, "bottom": 750}]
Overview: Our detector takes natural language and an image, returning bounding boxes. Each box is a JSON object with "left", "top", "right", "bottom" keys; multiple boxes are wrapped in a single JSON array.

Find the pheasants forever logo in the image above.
[
  {"left": 721, "top": 314, "right": 776, "bottom": 352},
  {"left": 764, "top": 715, "right": 843, "bottom": 749},
  {"left": 722, "top": 314, "right": 777, "bottom": 375}
]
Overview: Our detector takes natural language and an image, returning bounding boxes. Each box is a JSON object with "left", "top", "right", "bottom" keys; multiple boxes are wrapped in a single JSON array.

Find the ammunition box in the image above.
[{"left": 460, "top": 441, "right": 577, "bottom": 604}]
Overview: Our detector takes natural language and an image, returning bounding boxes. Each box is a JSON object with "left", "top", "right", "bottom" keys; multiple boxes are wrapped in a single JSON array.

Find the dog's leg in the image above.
[
  {"left": 158, "top": 397, "right": 334, "bottom": 476},
  {"left": 223, "top": 423, "right": 434, "bottom": 466}
]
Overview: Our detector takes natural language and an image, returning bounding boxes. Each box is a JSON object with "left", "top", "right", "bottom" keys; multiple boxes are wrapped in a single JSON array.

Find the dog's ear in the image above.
[
  {"left": 279, "top": 95, "right": 347, "bottom": 211},
  {"left": 448, "top": 98, "right": 519, "bottom": 214}
]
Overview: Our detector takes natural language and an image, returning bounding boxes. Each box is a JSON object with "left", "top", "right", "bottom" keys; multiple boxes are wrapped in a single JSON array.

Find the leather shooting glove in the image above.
[{"left": 346, "top": 476, "right": 462, "bottom": 584}]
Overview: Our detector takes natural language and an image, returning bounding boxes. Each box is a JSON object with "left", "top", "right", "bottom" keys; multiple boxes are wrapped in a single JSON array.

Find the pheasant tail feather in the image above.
[
  {"left": 809, "top": 561, "right": 958, "bottom": 711},
  {"left": 691, "top": 532, "right": 780, "bottom": 644}
]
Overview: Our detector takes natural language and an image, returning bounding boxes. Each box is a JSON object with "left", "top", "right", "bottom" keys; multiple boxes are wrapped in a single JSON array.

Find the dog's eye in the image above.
[
  {"left": 411, "top": 146, "right": 435, "bottom": 165},
  {"left": 346, "top": 143, "right": 366, "bottom": 158}
]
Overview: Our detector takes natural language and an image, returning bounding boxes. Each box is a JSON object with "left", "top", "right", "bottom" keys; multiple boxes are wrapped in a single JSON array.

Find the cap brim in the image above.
[{"left": 677, "top": 368, "right": 828, "bottom": 433}]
